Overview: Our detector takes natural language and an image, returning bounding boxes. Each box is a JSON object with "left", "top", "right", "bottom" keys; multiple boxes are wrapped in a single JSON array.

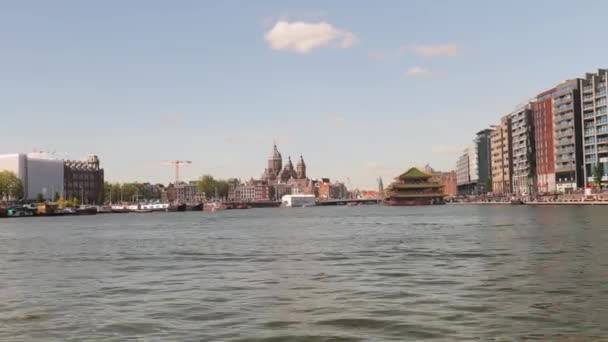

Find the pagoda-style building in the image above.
[{"left": 384, "top": 167, "right": 446, "bottom": 206}]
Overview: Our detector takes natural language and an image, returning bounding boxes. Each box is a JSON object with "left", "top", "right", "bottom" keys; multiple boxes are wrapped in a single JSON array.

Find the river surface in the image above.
[{"left": 1, "top": 205, "right": 608, "bottom": 341}]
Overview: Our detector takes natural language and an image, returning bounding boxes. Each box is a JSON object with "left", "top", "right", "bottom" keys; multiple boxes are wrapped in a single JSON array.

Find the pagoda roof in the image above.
[
  {"left": 385, "top": 193, "right": 446, "bottom": 198},
  {"left": 389, "top": 183, "right": 442, "bottom": 189},
  {"left": 396, "top": 167, "right": 433, "bottom": 180}
]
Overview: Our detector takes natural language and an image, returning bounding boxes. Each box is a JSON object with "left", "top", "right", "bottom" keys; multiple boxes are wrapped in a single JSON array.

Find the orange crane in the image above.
[{"left": 161, "top": 160, "right": 192, "bottom": 184}]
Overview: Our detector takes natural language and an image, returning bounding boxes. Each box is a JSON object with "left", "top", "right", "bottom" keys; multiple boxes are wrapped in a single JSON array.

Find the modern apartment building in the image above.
[
  {"left": 553, "top": 79, "right": 584, "bottom": 192},
  {"left": 456, "top": 150, "right": 469, "bottom": 194},
  {"left": 456, "top": 145, "right": 478, "bottom": 195},
  {"left": 532, "top": 88, "right": 556, "bottom": 193},
  {"left": 490, "top": 115, "right": 512, "bottom": 194},
  {"left": 510, "top": 104, "right": 535, "bottom": 195},
  {"left": 580, "top": 69, "right": 608, "bottom": 187},
  {"left": 475, "top": 129, "right": 493, "bottom": 193}
]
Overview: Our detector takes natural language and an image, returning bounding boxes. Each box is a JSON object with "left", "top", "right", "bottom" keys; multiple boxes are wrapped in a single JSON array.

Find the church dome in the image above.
[{"left": 269, "top": 144, "right": 282, "bottom": 160}]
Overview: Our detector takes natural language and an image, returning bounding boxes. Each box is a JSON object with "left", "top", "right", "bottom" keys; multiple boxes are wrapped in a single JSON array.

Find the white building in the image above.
[
  {"left": 281, "top": 194, "right": 316, "bottom": 207},
  {"left": 467, "top": 143, "right": 479, "bottom": 183},
  {"left": 0, "top": 153, "right": 64, "bottom": 200}
]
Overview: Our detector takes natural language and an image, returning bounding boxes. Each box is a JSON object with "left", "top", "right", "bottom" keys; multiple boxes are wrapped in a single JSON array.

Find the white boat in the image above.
[
  {"left": 281, "top": 195, "right": 317, "bottom": 208},
  {"left": 110, "top": 203, "right": 169, "bottom": 213}
]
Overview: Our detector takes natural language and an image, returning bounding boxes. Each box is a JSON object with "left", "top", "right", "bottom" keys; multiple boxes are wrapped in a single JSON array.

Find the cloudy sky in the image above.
[{"left": 1, "top": 0, "right": 607, "bottom": 188}]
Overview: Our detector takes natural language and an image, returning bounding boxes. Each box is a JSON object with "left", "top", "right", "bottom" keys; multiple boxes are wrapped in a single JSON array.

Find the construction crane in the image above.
[{"left": 161, "top": 160, "right": 192, "bottom": 184}]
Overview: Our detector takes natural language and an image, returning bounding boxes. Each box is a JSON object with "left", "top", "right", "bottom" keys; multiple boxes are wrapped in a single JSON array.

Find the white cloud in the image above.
[
  {"left": 411, "top": 43, "right": 462, "bottom": 57},
  {"left": 406, "top": 66, "right": 432, "bottom": 77},
  {"left": 264, "top": 20, "right": 357, "bottom": 53}
]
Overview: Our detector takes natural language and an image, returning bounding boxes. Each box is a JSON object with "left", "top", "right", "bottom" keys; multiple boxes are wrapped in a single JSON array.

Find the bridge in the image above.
[{"left": 317, "top": 198, "right": 383, "bottom": 206}]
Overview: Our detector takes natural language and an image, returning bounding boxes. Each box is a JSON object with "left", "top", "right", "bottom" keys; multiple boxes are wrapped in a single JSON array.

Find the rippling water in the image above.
[{"left": 1, "top": 205, "right": 608, "bottom": 341}]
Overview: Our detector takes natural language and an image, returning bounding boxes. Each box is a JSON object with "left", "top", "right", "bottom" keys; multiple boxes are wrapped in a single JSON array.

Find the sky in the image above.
[{"left": 2, "top": 0, "right": 608, "bottom": 189}]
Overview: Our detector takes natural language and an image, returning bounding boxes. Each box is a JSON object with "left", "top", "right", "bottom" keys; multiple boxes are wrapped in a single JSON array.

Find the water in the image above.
[{"left": 1, "top": 205, "right": 608, "bottom": 341}]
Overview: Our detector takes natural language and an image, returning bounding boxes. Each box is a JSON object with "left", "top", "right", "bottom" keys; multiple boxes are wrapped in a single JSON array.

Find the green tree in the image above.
[
  {"left": 215, "top": 180, "right": 230, "bottom": 198},
  {"left": 121, "top": 182, "right": 144, "bottom": 202},
  {"left": 57, "top": 197, "right": 68, "bottom": 208},
  {"left": 485, "top": 177, "right": 493, "bottom": 193},
  {"left": 35, "top": 193, "right": 45, "bottom": 203},
  {"left": 593, "top": 162, "right": 604, "bottom": 189},
  {"left": 70, "top": 197, "right": 80, "bottom": 207},
  {"left": 197, "top": 175, "right": 216, "bottom": 197},
  {"left": 0, "top": 170, "right": 24, "bottom": 201},
  {"left": 53, "top": 192, "right": 61, "bottom": 202}
]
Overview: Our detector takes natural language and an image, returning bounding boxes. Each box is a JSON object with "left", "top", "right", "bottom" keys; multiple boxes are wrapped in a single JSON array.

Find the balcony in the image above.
[
  {"left": 584, "top": 112, "right": 595, "bottom": 119},
  {"left": 584, "top": 94, "right": 595, "bottom": 101},
  {"left": 556, "top": 130, "right": 574, "bottom": 138},
  {"left": 583, "top": 85, "right": 594, "bottom": 93},
  {"left": 584, "top": 104, "right": 595, "bottom": 110},
  {"left": 585, "top": 129, "right": 596, "bottom": 136},
  {"left": 598, "top": 146, "right": 608, "bottom": 153}
]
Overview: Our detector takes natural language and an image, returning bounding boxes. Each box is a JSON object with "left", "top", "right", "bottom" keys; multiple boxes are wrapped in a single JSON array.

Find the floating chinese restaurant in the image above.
[{"left": 384, "top": 167, "right": 446, "bottom": 206}]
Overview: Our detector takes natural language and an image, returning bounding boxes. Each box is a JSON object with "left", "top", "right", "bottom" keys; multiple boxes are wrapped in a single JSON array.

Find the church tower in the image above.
[
  {"left": 296, "top": 155, "right": 306, "bottom": 179},
  {"left": 267, "top": 143, "right": 282, "bottom": 176}
]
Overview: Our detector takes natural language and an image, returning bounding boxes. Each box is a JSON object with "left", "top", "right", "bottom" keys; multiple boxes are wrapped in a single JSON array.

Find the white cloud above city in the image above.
[{"left": 264, "top": 20, "right": 357, "bottom": 53}]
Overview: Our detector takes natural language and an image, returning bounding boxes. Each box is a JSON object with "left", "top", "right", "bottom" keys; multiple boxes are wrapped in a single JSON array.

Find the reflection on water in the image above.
[{"left": 1, "top": 206, "right": 608, "bottom": 341}]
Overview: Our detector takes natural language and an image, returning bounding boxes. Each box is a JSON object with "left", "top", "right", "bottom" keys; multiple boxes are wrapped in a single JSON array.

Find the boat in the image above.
[
  {"left": 139, "top": 203, "right": 170, "bottom": 212},
  {"left": 205, "top": 202, "right": 227, "bottom": 212},
  {"left": 132, "top": 209, "right": 153, "bottom": 213},
  {"left": 186, "top": 203, "right": 204, "bottom": 211},
  {"left": 167, "top": 203, "right": 187, "bottom": 212},
  {"left": 384, "top": 167, "right": 446, "bottom": 206},
  {"left": 281, "top": 195, "right": 317, "bottom": 207},
  {"left": 510, "top": 199, "right": 525, "bottom": 205},
  {"left": 63, "top": 207, "right": 78, "bottom": 215},
  {"left": 96, "top": 205, "right": 113, "bottom": 214},
  {"left": 76, "top": 206, "right": 98, "bottom": 215},
  {"left": 7, "top": 207, "right": 34, "bottom": 217},
  {"left": 110, "top": 205, "right": 131, "bottom": 213}
]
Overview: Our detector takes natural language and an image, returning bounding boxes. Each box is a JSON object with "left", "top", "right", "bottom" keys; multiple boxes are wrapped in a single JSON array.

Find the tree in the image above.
[
  {"left": 36, "top": 193, "right": 45, "bottom": 203},
  {"left": 57, "top": 197, "right": 68, "bottom": 208},
  {"left": 53, "top": 192, "right": 61, "bottom": 202},
  {"left": 485, "top": 176, "right": 493, "bottom": 193},
  {"left": 70, "top": 197, "right": 80, "bottom": 207},
  {"left": 0, "top": 170, "right": 24, "bottom": 201},
  {"left": 593, "top": 161, "right": 604, "bottom": 189},
  {"left": 215, "top": 180, "right": 230, "bottom": 198},
  {"left": 197, "top": 175, "right": 216, "bottom": 196}
]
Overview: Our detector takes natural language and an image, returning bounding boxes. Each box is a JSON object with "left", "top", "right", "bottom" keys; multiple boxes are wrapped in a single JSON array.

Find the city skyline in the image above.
[{"left": 3, "top": 1, "right": 608, "bottom": 188}]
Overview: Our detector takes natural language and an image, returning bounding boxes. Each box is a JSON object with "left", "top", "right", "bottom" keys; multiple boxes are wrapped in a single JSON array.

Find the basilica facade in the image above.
[{"left": 262, "top": 144, "right": 307, "bottom": 184}]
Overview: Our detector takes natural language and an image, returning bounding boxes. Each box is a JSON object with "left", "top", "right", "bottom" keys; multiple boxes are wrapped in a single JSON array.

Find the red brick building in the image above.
[{"left": 532, "top": 88, "right": 556, "bottom": 193}]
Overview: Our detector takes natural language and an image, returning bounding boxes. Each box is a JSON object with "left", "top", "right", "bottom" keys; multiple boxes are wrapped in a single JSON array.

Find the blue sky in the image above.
[{"left": 2, "top": 0, "right": 607, "bottom": 189}]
